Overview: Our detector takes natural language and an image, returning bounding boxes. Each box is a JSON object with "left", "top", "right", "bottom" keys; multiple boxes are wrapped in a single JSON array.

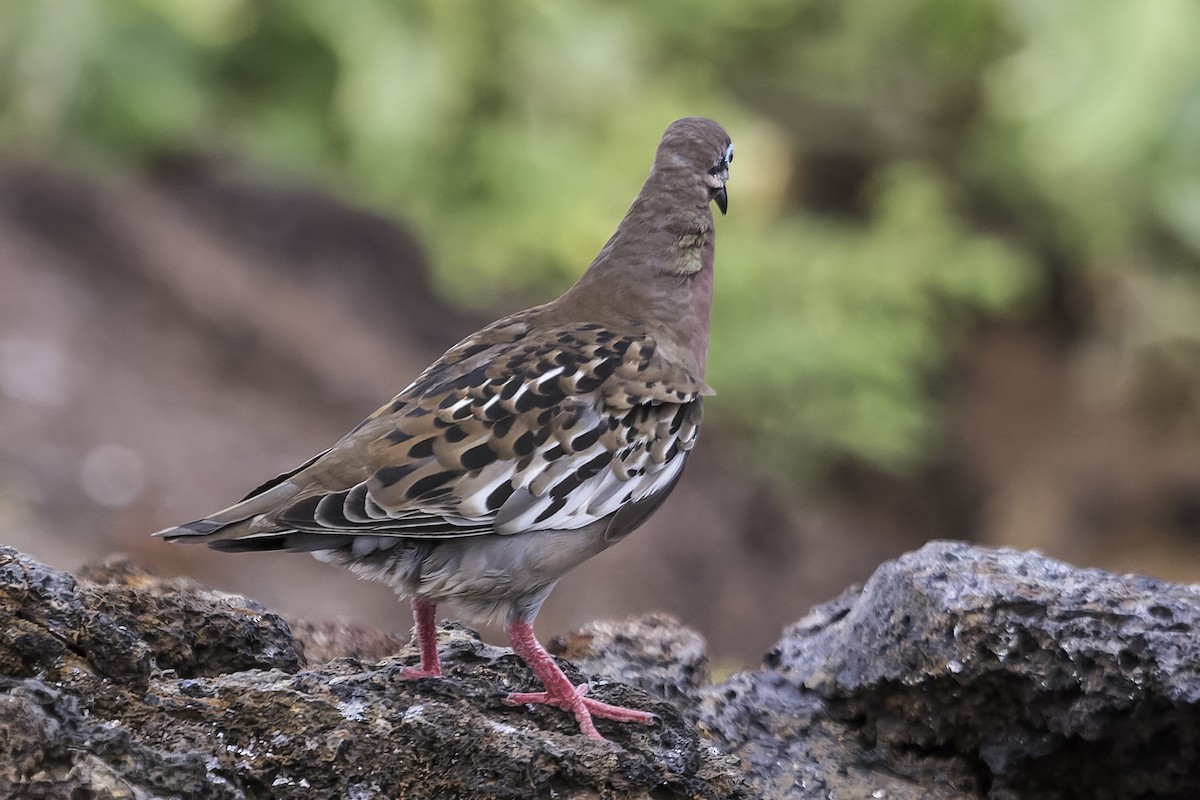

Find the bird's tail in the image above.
[
  {"left": 153, "top": 480, "right": 300, "bottom": 544},
  {"left": 153, "top": 450, "right": 350, "bottom": 552},
  {"left": 153, "top": 482, "right": 345, "bottom": 552}
]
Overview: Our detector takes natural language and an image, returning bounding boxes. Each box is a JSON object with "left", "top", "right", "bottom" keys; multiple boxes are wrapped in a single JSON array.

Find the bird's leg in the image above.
[
  {"left": 399, "top": 596, "right": 441, "bottom": 679},
  {"left": 503, "top": 619, "right": 655, "bottom": 742}
]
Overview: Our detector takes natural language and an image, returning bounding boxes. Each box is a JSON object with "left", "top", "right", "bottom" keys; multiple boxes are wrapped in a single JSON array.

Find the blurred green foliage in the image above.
[{"left": 3, "top": 0, "right": 1199, "bottom": 476}]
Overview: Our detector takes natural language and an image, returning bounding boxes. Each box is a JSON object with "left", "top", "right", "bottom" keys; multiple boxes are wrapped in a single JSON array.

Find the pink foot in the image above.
[
  {"left": 505, "top": 619, "right": 656, "bottom": 742},
  {"left": 397, "top": 665, "right": 441, "bottom": 680},
  {"left": 397, "top": 597, "right": 442, "bottom": 680},
  {"left": 505, "top": 682, "right": 656, "bottom": 725}
]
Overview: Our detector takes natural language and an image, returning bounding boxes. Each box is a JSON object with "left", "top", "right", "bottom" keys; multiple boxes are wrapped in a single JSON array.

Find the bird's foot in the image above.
[
  {"left": 505, "top": 681, "right": 655, "bottom": 740},
  {"left": 397, "top": 665, "right": 442, "bottom": 680},
  {"left": 397, "top": 597, "right": 442, "bottom": 680}
]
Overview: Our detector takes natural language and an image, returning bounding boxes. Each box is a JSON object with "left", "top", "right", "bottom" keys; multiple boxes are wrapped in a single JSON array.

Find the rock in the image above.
[
  {"left": 285, "top": 618, "right": 409, "bottom": 665},
  {"left": 77, "top": 557, "right": 302, "bottom": 679},
  {"left": 3, "top": 541, "right": 1200, "bottom": 799},
  {"left": 703, "top": 540, "right": 1200, "bottom": 799},
  {"left": 548, "top": 612, "right": 710, "bottom": 712},
  {"left": 0, "top": 547, "right": 750, "bottom": 800}
]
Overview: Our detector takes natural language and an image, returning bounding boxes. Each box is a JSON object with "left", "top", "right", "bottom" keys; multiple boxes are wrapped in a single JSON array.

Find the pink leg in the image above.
[
  {"left": 399, "top": 597, "right": 441, "bottom": 679},
  {"left": 503, "top": 619, "right": 655, "bottom": 742}
]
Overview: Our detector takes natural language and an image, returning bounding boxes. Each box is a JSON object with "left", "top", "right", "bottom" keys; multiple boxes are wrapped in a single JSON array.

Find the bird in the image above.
[{"left": 155, "top": 116, "right": 732, "bottom": 742}]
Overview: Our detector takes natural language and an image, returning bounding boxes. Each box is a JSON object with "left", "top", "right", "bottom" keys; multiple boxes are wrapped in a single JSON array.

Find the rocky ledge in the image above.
[{"left": 2, "top": 541, "right": 1198, "bottom": 799}]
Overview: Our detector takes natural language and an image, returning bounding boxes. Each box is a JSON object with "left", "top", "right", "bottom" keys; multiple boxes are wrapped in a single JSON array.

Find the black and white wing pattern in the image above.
[{"left": 234, "top": 318, "right": 705, "bottom": 543}]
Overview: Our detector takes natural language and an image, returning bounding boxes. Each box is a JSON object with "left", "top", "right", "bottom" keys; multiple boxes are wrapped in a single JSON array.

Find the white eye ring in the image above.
[{"left": 725, "top": 143, "right": 734, "bottom": 164}]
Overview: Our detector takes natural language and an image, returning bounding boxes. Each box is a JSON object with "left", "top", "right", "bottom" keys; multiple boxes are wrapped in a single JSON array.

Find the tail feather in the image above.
[
  {"left": 155, "top": 518, "right": 228, "bottom": 541},
  {"left": 207, "top": 533, "right": 354, "bottom": 553},
  {"left": 152, "top": 481, "right": 305, "bottom": 548}
]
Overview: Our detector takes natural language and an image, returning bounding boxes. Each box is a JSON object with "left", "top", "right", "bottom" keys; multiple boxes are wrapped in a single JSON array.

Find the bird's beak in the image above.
[{"left": 714, "top": 185, "right": 728, "bottom": 215}]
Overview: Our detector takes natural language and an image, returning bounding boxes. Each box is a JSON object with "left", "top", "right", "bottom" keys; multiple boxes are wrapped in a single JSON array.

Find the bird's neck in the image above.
[{"left": 552, "top": 172, "right": 716, "bottom": 378}]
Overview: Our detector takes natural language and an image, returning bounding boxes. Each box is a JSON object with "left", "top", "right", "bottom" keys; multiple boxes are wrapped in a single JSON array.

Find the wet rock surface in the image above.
[{"left": 2, "top": 541, "right": 1199, "bottom": 799}]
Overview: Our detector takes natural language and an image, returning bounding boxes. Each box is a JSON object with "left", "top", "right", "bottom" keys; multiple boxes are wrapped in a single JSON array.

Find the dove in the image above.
[{"left": 156, "top": 117, "right": 731, "bottom": 741}]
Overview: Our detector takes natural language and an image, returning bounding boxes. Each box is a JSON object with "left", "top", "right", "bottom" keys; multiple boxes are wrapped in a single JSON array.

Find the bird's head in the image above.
[
  {"left": 557, "top": 117, "right": 731, "bottom": 372},
  {"left": 654, "top": 117, "right": 733, "bottom": 216}
]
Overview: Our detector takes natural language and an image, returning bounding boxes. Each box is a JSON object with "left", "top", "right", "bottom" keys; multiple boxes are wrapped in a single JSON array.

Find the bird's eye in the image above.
[{"left": 708, "top": 143, "right": 734, "bottom": 175}]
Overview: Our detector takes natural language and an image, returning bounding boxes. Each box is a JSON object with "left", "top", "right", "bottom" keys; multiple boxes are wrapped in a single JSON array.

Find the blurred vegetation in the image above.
[{"left": 3, "top": 0, "right": 1199, "bottom": 477}]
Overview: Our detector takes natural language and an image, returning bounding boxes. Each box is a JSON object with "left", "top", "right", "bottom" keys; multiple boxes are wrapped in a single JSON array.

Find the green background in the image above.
[{"left": 5, "top": 0, "right": 1199, "bottom": 481}]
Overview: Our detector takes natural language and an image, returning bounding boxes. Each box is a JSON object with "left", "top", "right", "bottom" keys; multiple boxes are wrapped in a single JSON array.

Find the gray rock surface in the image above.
[
  {"left": 3, "top": 541, "right": 1199, "bottom": 799},
  {"left": 704, "top": 540, "right": 1200, "bottom": 799},
  {"left": 0, "top": 547, "right": 747, "bottom": 799}
]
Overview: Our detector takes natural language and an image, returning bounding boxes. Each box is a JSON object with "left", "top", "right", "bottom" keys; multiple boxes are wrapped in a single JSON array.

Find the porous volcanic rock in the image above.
[
  {"left": 3, "top": 542, "right": 1200, "bottom": 799},
  {"left": 702, "top": 540, "right": 1200, "bottom": 799},
  {"left": 0, "top": 548, "right": 749, "bottom": 799}
]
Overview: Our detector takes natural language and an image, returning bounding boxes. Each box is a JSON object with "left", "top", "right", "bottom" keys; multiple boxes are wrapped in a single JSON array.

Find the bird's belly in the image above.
[{"left": 312, "top": 520, "right": 614, "bottom": 625}]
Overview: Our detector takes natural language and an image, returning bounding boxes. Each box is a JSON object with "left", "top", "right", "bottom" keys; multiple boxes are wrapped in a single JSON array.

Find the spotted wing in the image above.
[{"left": 268, "top": 321, "right": 705, "bottom": 539}]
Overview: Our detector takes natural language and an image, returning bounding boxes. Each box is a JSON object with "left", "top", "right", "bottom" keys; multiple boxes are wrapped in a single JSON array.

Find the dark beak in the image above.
[{"left": 714, "top": 185, "right": 728, "bottom": 215}]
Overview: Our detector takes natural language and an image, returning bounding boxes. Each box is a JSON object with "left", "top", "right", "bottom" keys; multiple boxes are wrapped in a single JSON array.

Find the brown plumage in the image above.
[{"left": 155, "top": 116, "right": 732, "bottom": 741}]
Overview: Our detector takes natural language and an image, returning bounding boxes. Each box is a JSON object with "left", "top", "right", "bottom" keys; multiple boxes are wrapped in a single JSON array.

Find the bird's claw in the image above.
[{"left": 504, "top": 682, "right": 656, "bottom": 727}]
